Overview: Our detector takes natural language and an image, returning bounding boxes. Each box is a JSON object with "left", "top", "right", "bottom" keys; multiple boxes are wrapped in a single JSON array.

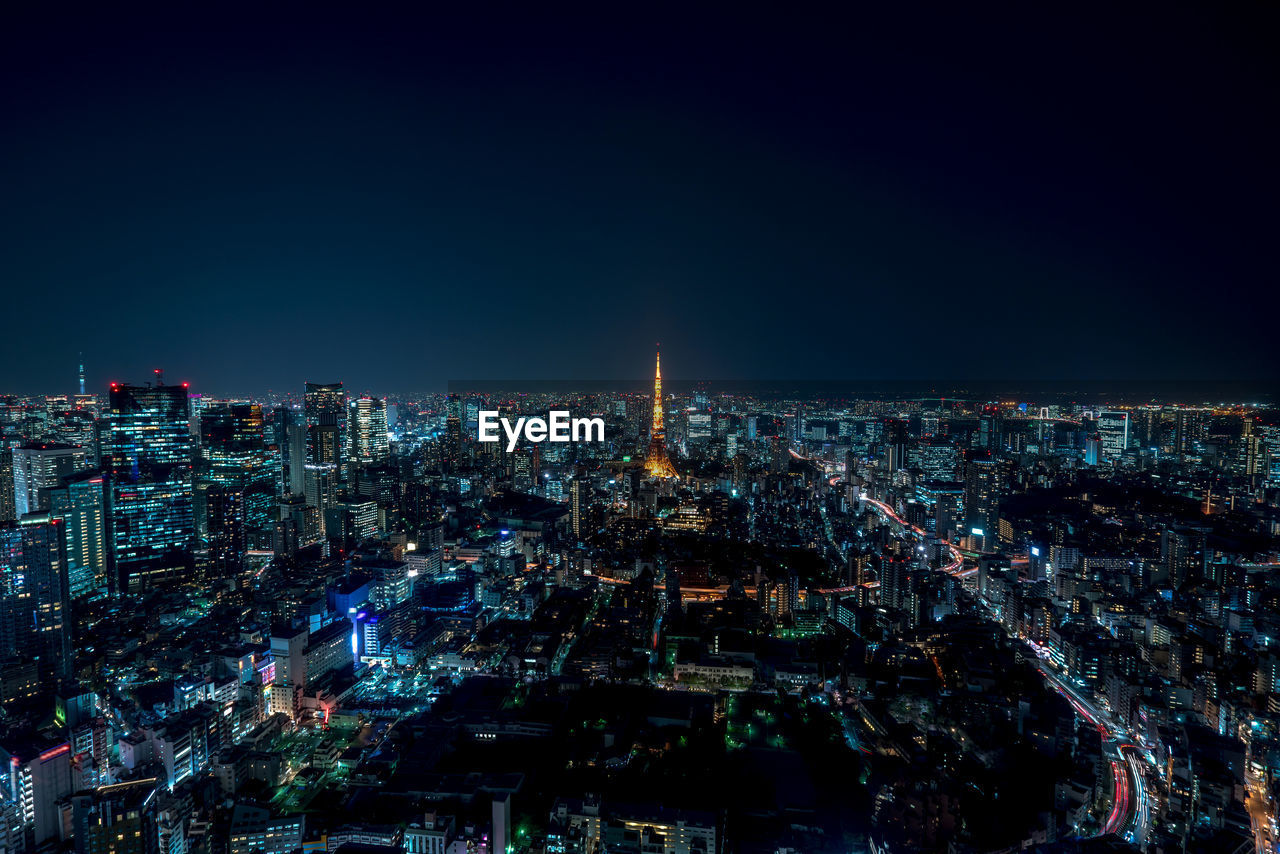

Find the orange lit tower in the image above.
[{"left": 644, "top": 347, "right": 679, "bottom": 479}]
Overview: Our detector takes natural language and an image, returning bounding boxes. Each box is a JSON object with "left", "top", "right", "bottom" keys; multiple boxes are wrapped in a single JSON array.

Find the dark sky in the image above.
[{"left": 2, "top": 6, "right": 1276, "bottom": 396}]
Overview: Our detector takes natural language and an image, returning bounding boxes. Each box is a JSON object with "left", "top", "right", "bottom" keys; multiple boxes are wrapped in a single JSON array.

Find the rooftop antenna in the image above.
[{"left": 154, "top": 367, "right": 164, "bottom": 386}]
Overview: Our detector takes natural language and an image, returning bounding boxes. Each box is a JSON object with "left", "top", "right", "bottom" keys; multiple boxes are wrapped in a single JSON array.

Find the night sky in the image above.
[{"left": 2, "top": 6, "right": 1276, "bottom": 396}]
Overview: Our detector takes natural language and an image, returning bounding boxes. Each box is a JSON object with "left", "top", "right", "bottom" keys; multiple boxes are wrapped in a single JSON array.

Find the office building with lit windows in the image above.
[
  {"left": 0, "top": 736, "right": 75, "bottom": 846},
  {"left": 198, "top": 402, "right": 275, "bottom": 543},
  {"left": 305, "top": 382, "right": 347, "bottom": 465},
  {"left": 47, "top": 471, "right": 107, "bottom": 598},
  {"left": 351, "top": 396, "right": 390, "bottom": 465},
  {"left": 101, "top": 381, "right": 195, "bottom": 593},
  {"left": 0, "top": 517, "right": 72, "bottom": 681},
  {"left": 11, "top": 443, "right": 91, "bottom": 517},
  {"left": 1096, "top": 411, "right": 1130, "bottom": 463}
]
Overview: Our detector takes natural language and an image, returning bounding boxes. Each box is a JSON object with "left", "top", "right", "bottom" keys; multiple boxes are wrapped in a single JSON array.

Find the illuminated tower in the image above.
[{"left": 644, "top": 348, "right": 678, "bottom": 479}]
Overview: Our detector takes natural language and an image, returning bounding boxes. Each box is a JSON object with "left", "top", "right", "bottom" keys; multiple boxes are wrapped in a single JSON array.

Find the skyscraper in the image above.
[
  {"left": 570, "top": 477, "right": 589, "bottom": 540},
  {"left": 1096, "top": 411, "right": 1130, "bottom": 463},
  {"left": 47, "top": 471, "right": 107, "bottom": 598},
  {"left": 978, "top": 406, "right": 1003, "bottom": 453},
  {"left": 101, "top": 381, "right": 194, "bottom": 593},
  {"left": 11, "top": 443, "right": 91, "bottom": 517},
  {"left": 0, "top": 517, "right": 71, "bottom": 681},
  {"left": 351, "top": 397, "right": 390, "bottom": 465},
  {"left": 884, "top": 417, "right": 909, "bottom": 472},
  {"left": 198, "top": 403, "right": 274, "bottom": 539},
  {"left": 1238, "top": 416, "right": 1266, "bottom": 477},
  {"left": 304, "top": 382, "right": 347, "bottom": 465},
  {"left": 200, "top": 483, "right": 246, "bottom": 576},
  {"left": 442, "top": 409, "right": 462, "bottom": 472},
  {"left": 304, "top": 463, "right": 339, "bottom": 536},
  {"left": 0, "top": 448, "right": 17, "bottom": 523},
  {"left": 271, "top": 405, "right": 307, "bottom": 497},
  {"left": 644, "top": 348, "right": 678, "bottom": 479},
  {"left": 1173, "top": 408, "right": 1206, "bottom": 458},
  {"left": 963, "top": 451, "right": 999, "bottom": 544}
]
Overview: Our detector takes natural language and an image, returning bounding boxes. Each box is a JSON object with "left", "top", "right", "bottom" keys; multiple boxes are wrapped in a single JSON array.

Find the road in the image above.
[
  {"left": 1246, "top": 764, "right": 1278, "bottom": 853},
  {"left": 1034, "top": 662, "right": 1153, "bottom": 846},
  {"left": 850, "top": 487, "right": 1153, "bottom": 847}
]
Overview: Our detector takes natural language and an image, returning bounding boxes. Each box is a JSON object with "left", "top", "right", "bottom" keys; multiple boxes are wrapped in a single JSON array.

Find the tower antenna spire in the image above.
[{"left": 644, "top": 345, "right": 678, "bottom": 479}]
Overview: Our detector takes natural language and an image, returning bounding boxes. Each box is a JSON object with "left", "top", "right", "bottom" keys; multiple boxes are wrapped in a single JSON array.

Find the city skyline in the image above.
[
  {"left": 10, "top": 354, "right": 1280, "bottom": 405},
  {"left": 3, "top": 7, "right": 1279, "bottom": 853},
  {"left": 2, "top": 345, "right": 1280, "bottom": 851}
]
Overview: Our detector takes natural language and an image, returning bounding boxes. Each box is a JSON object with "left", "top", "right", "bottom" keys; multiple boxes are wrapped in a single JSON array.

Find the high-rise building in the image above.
[
  {"left": 963, "top": 451, "right": 1000, "bottom": 543},
  {"left": 644, "top": 349, "right": 679, "bottom": 479},
  {"left": 0, "top": 517, "right": 72, "bottom": 681},
  {"left": 11, "top": 443, "right": 91, "bottom": 517},
  {"left": 884, "top": 417, "right": 908, "bottom": 472},
  {"left": 46, "top": 410, "right": 98, "bottom": 460},
  {"left": 198, "top": 403, "right": 274, "bottom": 543},
  {"left": 199, "top": 483, "right": 246, "bottom": 576},
  {"left": 570, "top": 478, "right": 589, "bottom": 540},
  {"left": 1238, "top": 416, "right": 1266, "bottom": 477},
  {"left": 304, "top": 463, "right": 339, "bottom": 535},
  {"left": 351, "top": 397, "right": 390, "bottom": 465},
  {"left": 1173, "top": 408, "right": 1206, "bottom": 458},
  {"left": 47, "top": 471, "right": 107, "bottom": 599},
  {"left": 310, "top": 421, "right": 341, "bottom": 471},
  {"left": 271, "top": 406, "right": 307, "bottom": 497},
  {"left": 1096, "top": 411, "right": 1130, "bottom": 463},
  {"left": 1258, "top": 423, "right": 1280, "bottom": 487},
  {"left": 442, "top": 396, "right": 463, "bottom": 471},
  {"left": 0, "top": 448, "right": 16, "bottom": 523},
  {"left": 70, "top": 779, "right": 158, "bottom": 854},
  {"left": 880, "top": 556, "right": 913, "bottom": 613},
  {"left": 918, "top": 440, "right": 960, "bottom": 480},
  {"left": 274, "top": 496, "right": 319, "bottom": 558},
  {"left": 272, "top": 407, "right": 303, "bottom": 496},
  {"left": 776, "top": 571, "right": 799, "bottom": 618},
  {"left": 686, "top": 411, "right": 712, "bottom": 443},
  {"left": 304, "top": 382, "right": 346, "bottom": 464},
  {"left": 326, "top": 497, "right": 378, "bottom": 545},
  {"left": 1, "top": 735, "right": 75, "bottom": 846},
  {"left": 978, "top": 407, "right": 1003, "bottom": 453},
  {"left": 101, "top": 381, "right": 194, "bottom": 593},
  {"left": 44, "top": 395, "right": 70, "bottom": 424},
  {"left": 1084, "top": 435, "right": 1101, "bottom": 466}
]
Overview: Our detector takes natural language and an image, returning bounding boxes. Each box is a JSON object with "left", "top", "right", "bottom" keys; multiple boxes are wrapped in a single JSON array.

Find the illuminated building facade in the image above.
[
  {"left": 0, "top": 518, "right": 71, "bottom": 680},
  {"left": 351, "top": 396, "right": 390, "bottom": 465},
  {"left": 304, "top": 381, "right": 347, "bottom": 466},
  {"left": 1, "top": 738, "right": 74, "bottom": 846},
  {"left": 1096, "top": 411, "right": 1130, "bottom": 463},
  {"left": 11, "top": 443, "right": 91, "bottom": 517},
  {"left": 101, "top": 381, "right": 194, "bottom": 593},
  {"left": 0, "top": 449, "right": 14, "bottom": 522},
  {"left": 198, "top": 403, "right": 275, "bottom": 541},
  {"left": 47, "top": 471, "right": 107, "bottom": 598}
]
